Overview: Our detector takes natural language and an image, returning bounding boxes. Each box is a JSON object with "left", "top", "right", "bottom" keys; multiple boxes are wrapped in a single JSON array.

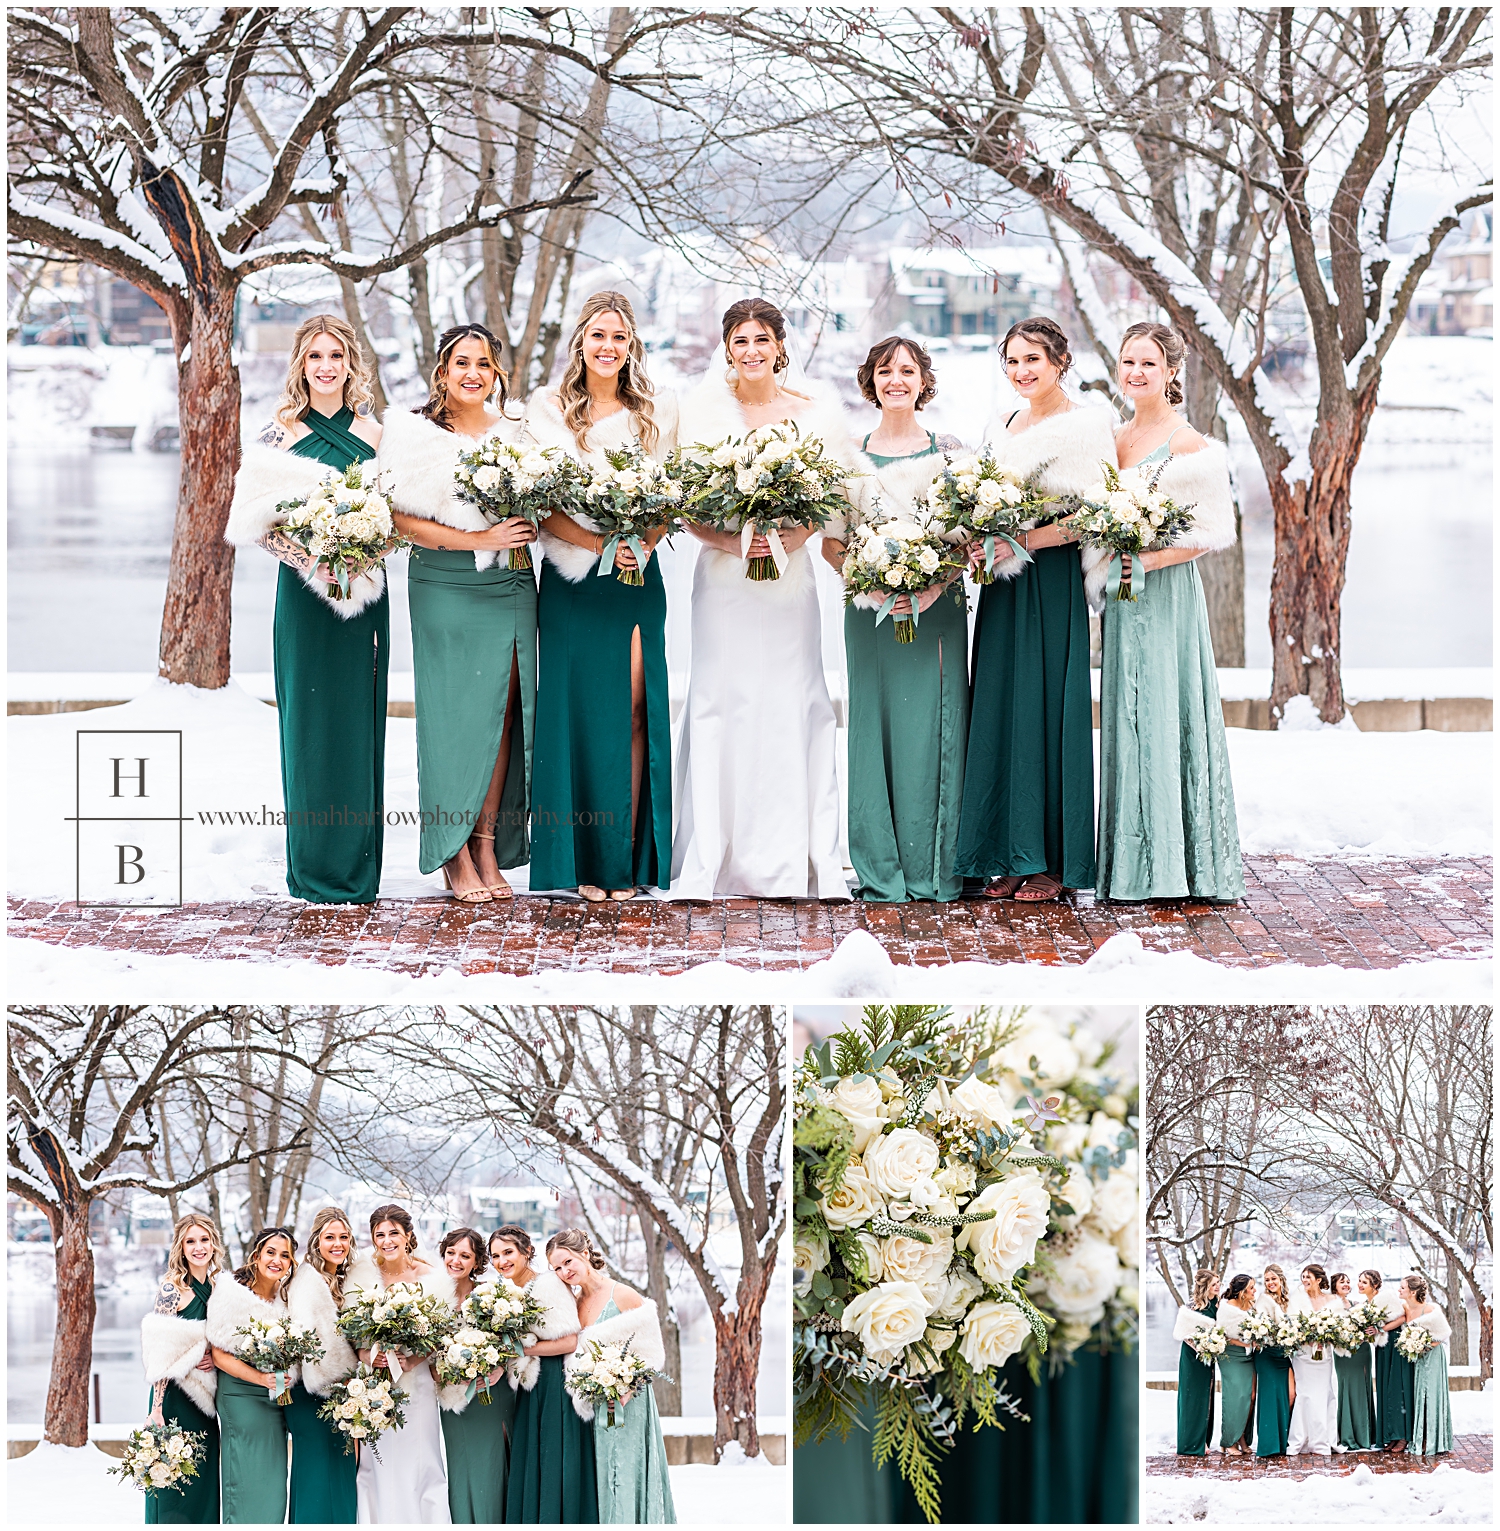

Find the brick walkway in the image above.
[
  {"left": 8, "top": 854, "right": 1490, "bottom": 976},
  {"left": 1146, "top": 1435, "right": 1492, "bottom": 1477}
]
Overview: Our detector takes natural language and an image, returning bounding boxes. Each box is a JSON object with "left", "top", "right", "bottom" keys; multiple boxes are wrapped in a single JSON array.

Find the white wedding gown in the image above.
[
  {"left": 1287, "top": 1300, "right": 1340, "bottom": 1456},
  {"left": 356, "top": 1357, "right": 450, "bottom": 1523}
]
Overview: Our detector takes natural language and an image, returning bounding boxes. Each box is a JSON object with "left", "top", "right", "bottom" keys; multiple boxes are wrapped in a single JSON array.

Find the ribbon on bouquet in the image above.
[
  {"left": 740, "top": 520, "right": 790, "bottom": 576},
  {"left": 980, "top": 530, "right": 1031, "bottom": 578},
  {"left": 268, "top": 1369, "right": 291, "bottom": 1406},
  {"left": 1106, "top": 551, "right": 1145, "bottom": 603},
  {"left": 595, "top": 531, "right": 648, "bottom": 576},
  {"left": 378, "top": 1349, "right": 404, "bottom": 1387},
  {"left": 873, "top": 590, "right": 920, "bottom": 631}
]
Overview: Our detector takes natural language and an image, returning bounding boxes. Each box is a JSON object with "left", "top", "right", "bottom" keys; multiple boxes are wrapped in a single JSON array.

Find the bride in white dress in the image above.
[
  {"left": 1287, "top": 1261, "right": 1342, "bottom": 1456},
  {"left": 345, "top": 1204, "right": 454, "bottom": 1523},
  {"left": 668, "top": 296, "right": 860, "bottom": 900}
]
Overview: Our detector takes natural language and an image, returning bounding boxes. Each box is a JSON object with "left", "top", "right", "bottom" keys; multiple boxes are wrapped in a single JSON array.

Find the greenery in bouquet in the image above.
[
  {"left": 1326, "top": 1311, "right": 1365, "bottom": 1357},
  {"left": 1395, "top": 1323, "right": 1436, "bottom": 1363},
  {"left": 1073, "top": 459, "right": 1195, "bottom": 600},
  {"left": 1235, "top": 1307, "right": 1279, "bottom": 1352},
  {"left": 109, "top": 1422, "right": 208, "bottom": 1494},
  {"left": 841, "top": 504, "right": 963, "bottom": 643},
  {"left": 433, "top": 1326, "right": 507, "bottom": 1402},
  {"left": 232, "top": 1316, "right": 326, "bottom": 1404},
  {"left": 463, "top": 1280, "right": 548, "bottom": 1364},
  {"left": 1347, "top": 1295, "right": 1387, "bottom": 1347},
  {"left": 315, "top": 1363, "right": 408, "bottom": 1462},
  {"left": 276, "top": 461, "right": 403, "bottom": 601},
  {"left": 921, "top": 449, "right": 1056, "bottom": 582},
  {"left": 338, "top": 1281, "right": 456, "bottom": 1382},
  {"left": 1299, "top": 1307, "right": 1348, "bottom": 1360},
  {"left": 582, "top": 445, "right": 683, "bottom": 584},
  {"left": 568, "top": 1337, "right": 671, "bottom": 1428},
  {"left": 1191, "top": 1325, "right": 1229, "bottom": 1365},
  {"left": 452, "top": 438, "right": 585, "bottom": 570}
]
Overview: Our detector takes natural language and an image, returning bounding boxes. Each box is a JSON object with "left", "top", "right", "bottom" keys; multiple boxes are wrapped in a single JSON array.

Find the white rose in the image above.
[
  {"left": 1056, "top": 1168, "right": 1093, "bottom": 1225},
  {"left": 908, "top": 1178, "right": 960, "bottom": 1220},
  {"left": 958, "top": 1300, "right": 1031, "bottom": 1370},
  {"left": 948, "top": 456, "right": 979, "bottom": 476},
  {"left": 997, "top": 1023, "right": 1080, "bottom": 1086},
  {"left": 908, "top": 1324, "right": 960, "bottom": 1374},
  {"left": 615, "top": 469, "right": 641, "bottom": 494},
  {"left": 862, "top": 1127, "right": 940, "bottom": 1199},
  {"left": 950, "top": 1074, "right": 1013, "bottom": 1131},
  {"left": 1038, "top": 1232, "right": 1121, "bottom": 1321},
  {"left": 794, "top": 1227, "right": 831, "bottom": 1274},
  {"left": 1086, "top": 1171, "right": 1136, "bottom": 1235},
  {"left": 518, "top": 452, "right": 549, "bottom": 476},
  {"left": 820, "top": 1075, "right": 886, "bottom": 1152},
  {"left": 148, "top": 1462, "right": 174, "bottom": 1487},
  {"left": 956, "top": 1169, "right": 1051, "bottom": 1286},
  {"left": 841, "top": 1280, "right": 932, "bottom": 1365},
  {"left": 933, "top": 1160, "right": 976, "bottom": 1197},
  {"left": 998, "top": 480, "right": 1023, "bottom": 505},
  {"left": 930, "top": 1263, "right": 986, "bottom": 1321},
  {"left": 878, "top": 1230, "right": 954, "bottom": 1294},
  {"left": 917, "top": 546, "right": 941, "bottom": 574},
  {"left": 820, "top": 1161, "right": 883, "bottom": 1230},
  {"left": 975, "top": 479, "right": 1005, "bottom": 507}
]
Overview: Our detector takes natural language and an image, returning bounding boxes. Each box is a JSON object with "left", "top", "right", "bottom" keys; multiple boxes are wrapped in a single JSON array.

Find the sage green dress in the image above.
[
  {"left": 1176, "top": 1298, "right": 1217, "bottom": 1455},
  {"left": 1376, "top": 1323, "right": 1415, "bottom": 1445},
  {"left": 144, "top": 1278, "right": 219, "bottom": 1525},
  {"left": 1335, "top": 1340, "right": 1376, "bottom": 1451},
  {"left": 592, "top": 1298, "right": 677, "bottom": 1523},
  {"left": 216, "top": 1373, "right": 288, "bottom": 1524},
  {"left": 1410, "top": 1332, "right": 1453, "bottom": 1455},
  {"left": 285, "top": 1379, "right": 356, "bottom": 1522},
  {"left": 845, "top": 434, "right": 969, "bottom": 903},
  {"left": 505, "top": 1354, "right": 600, "bottom": 1523},
  {"left": 409, "top": 547, "right": 537, "bottom": 874},
  {"left": 275, "top": 407, "right": 387, "bottom": 903},
  {"left": 1253, "top": 1329, "right": 1292, "bottom": 1457},
  {"left": 1217, "top": 1340, "right": 1255, "bottom": 1451},
  {"left": 1095, "top": 439, "right": 1243, "bottom": 901},
  {"left": 441, "top": 1380, "right": 516, "bottom": 1523}
]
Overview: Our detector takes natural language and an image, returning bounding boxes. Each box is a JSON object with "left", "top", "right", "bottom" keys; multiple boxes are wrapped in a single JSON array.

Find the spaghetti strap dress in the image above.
[{"left": 591, "top": 1297, "right": 677, "bottom": 1522}]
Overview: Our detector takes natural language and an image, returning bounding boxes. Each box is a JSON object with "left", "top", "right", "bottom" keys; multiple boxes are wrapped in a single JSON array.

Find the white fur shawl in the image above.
[
  {"left": 562, "top": 1294, "right": 666, "bottom": 1422},
  {"left": 286, "top": 1262, "right": 358, "bottom": 1397},
  {"left": 435, "top": 1274, "right": 509, "bottom": 1415},
  {"left": 342, "top": 1253, "right": 457, "bottom": 1310},
  {"left": 205, "top": 1272, "right": 291, "bottom": 1382},
  {"left": 1410, "top": 1307, "right": 1452, "bottom": 1346},
  {"left": 141, "top": 1301, "right": 217, "bottom": 1420},
  {"left": 1171, "top": 1305, "right": 1215, "bottom": 1344},
  {"left": 224, "top": 439, "right": 386, "bottom": 619},
  {"left": 1217, "top": 1301, "right": 1249, "bottom": 1339},
  {"left": 507, "top": 1265, "right": 580, "bottom": 1393}
]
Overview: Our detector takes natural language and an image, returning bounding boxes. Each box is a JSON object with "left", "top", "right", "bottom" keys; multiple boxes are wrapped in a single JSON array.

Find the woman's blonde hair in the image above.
[
  {"left": 165, "top": 1212, "right": 226, "bottom": 1291},
  {"left": 555, "top": 291, "right": 657, "bottom": 456},
  {"left": 1119, "top": 320, "right": 1187, "bottom": 407},
  {"left": 273, "top": 314, "right": 375, "bottom": 429},
  {"left": 1189, "top": 1267, "right": 1220, "bottom": 1310},
  {"left": 1262, "top": 1263, "right": 1290, "bottom": 1308},
  {"left": 306, "top": 1206, "right": 355, "bottom": 1305},
  {"left": 546, "top": 1227, "right": 607, "bottom": 1272}
]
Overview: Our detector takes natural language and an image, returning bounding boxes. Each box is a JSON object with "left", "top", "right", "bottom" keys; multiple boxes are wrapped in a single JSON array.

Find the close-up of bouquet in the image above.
[
  {"left": 1326, "top": 1310, "right": 1366, "bottom": 1357},
  {"left": 463, "top": 1280, "right": 548, "bottom": 1364},
  {"left": 582, "top": 444, "right": 683, "bottom": 584},
  {"left": 922, "top": 450, "right": 1056, "bottom": 582},
  {"left": 1396, "top": 1323, "right": 1437, "bottom": 1363},
  {"left": 108, "top": 1422, "right": 208, "bottom": 1494},
  {"left": 433, "top": 1325, "right": 507, "bottom": 1403},
  {"left": 1190, "top": 1325, "right": 1228, "bottom": 1365},
  {"left": 1299, "top": 1307, "right": 1347, "bottom": 1361},
  {"left": 231, "top": 1315, "right": 325, "bottom": 1404},
  {"left": 315, "top": 1363, "right": 408, "bottom": 1462},
  {"left": 840, "top": 507, "right": 961, "bottom": 643},
  {"left": 568, "top": 1337, "right": 669, "bottom": 1427},
  {"left": 675, "top": 422, "right": 851, "bottom": 579},
  {"left": 1347, "top": 1294, "right": 1388, "bottom": 1345},
  {"left": 1073, "top": 460, "right": 1195, "bottom": 600},
  {"left": 452, "top": 439, "right": 585, "bottom": 569},
  {"left": 338, "top": 1281, "right": 456, "bottom": 1383},
  {"left": 276, "top": 462, "right": 402, "bottom": 602},
  {"left": 1237, "top": 1306, "right": 1303, "bottom": 1356}
]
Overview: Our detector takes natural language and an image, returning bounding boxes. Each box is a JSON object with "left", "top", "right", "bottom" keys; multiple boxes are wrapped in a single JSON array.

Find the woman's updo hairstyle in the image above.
[
  {"left": 1223, "top": 1272, "right": 1253, "bottom": 1303},
  {"left": 418, "top": 323, "right": 507, "bottom": 430},
  {"left": 369, "top": 1203, "right": 418, "bottom": 1259},
  {"left": 438, "top": 1227, "right": 489, "bottom": 1275},
  {"left": 1403, "top": 1273, "right": 1429, "bottom": 1303},
  {"left": 546, "top": 1227, "right": 606, "bottom": 1271},
  {"left": 1001, "top": 316, "right": 1072, "bottom": 379},
  {"left": 1120, "top": 319, "right": 1187, "bottom": 406},
  {"left": 722, "top": 297, "right": 790, "bottom": 374},
  {"left": 857, "top": 335, "right": 938, "bottom": 410},
  {"left": 1302, "top": 1263, "right": 1330, "bottom": 1292},
  {"left": 490, "top": 1224, "right": 534, "bottom": 1260},
  {"left": 1360, "top": 1269, "right": 1383, "bottom": 1291}
]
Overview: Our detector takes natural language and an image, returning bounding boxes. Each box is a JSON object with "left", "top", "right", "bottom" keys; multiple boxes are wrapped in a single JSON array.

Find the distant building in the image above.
[
  {"left": 100, "top": 279, "right": 172, "bottom": 345},
  {"left": 878, "top": 246, "right": 1064, "bottom": 343},
  {"left": 1409, "top": 209, "right": 1493, "bottom": 336},
  {"left": 467, "top": 1184, "right": 563, "bottom": 1238}
]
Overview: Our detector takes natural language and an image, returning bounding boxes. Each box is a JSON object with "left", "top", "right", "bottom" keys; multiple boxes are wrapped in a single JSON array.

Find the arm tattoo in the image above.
[
  {"left": 257, "top": 420, "right": 288, "bottom": 449},
  {"left": 154, "top": 1278, "right": 180, "bottom": 1316},
  {"left": 258, "top": 528, "right": 318, "bottom": 574}
]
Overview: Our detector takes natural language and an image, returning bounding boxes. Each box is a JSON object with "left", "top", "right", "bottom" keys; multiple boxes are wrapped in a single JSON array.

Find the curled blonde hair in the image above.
[
  {"left": 1262, "top": 1263, "right": 1290, "bottom": 1309},
  {"left": 165, "top": 1211, "right": 226, "bottom": 1292},
  {"left": 273, "top": 314, "right": 375, "bottom": 429},
  {"left": 1190, "top": 1267, "right": 1220, "bottom": 1310},
  {"left": 555, "top": 291, "right": 657, "bottom": 456},
  {"left": 546, "top": 1227, "right": 607, "bottom": 1272},
  {"left": 306, "top": 1206, "right": 355, "bottom": 1305}
]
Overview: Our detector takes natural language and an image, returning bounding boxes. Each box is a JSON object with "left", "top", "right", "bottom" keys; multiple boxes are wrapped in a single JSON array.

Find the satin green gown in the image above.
[
  {"left": 1175, "top": 1299, "right": 1217, "bottom": 1455},
  {"left": 1376, "top": 1325, "right": 1415, "bottom": 1445},
  {"left": 216, "top": 1373, "right": 288, "bottom": 1524},
  {"left": 592, "top": 1299, "right": 677, "bottom": 1523},
  {"left": 285, "top": 1380, "right": 357, "bottom": 1523},
  {"left": 1253, "top": 1343, "right": 1292, "bottom": 1456},
  {"left": 505, "top": 1354, "right": 600, "bottom": 1523},
  {"left": 275, "top": 407, "right": 387, "bottom": 903},
  {"left": 1335, "top": 1343, "right": 1376, "bottom": 1451},
  {"left": 1217, "top": 1344, "right": 1255, "bottom": 1450},
  {"left": 144, "top": 1278, "right": 219, "bottom": 1525},
  {"left": 441, "top": 1381, "right": 516, "bottom": 1523},
  {"left": 1410, "top": 1338, "right": 1453, "bottom": 1455},
  {"left": 408, "top": 547, "right": 537, "bottom": 874},
  {"left": 530, "top": 555, "right": 671, "bottom": 891},
  {"left": 845, "top": 435, "right": 969, "bottom": 904}
]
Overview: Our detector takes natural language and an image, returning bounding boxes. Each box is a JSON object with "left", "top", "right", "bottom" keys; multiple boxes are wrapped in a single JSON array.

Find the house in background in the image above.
[
  {"left": 878, "top": 245, "right": 1065, "bottom": 345},
  {"left": 1409, "top": 208, "right": 1493, "bottom": 336}
]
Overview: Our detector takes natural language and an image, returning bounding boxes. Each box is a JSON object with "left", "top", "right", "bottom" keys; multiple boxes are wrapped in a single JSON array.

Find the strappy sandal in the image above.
[
  {"left": 442, "top": 862, "right": 492, "bottom": 905},
  {"left": 1014, "top": 871, "right": 1065, "bottom": 903},
  {"left": 469, "top": 831, "right": 513, "bottom": 900},
  {"left": 578, "top": 885, "right": 608, "bottom": 903},
  {"left": 982, "top": 875, "right": 1028, "bottom": 899}
]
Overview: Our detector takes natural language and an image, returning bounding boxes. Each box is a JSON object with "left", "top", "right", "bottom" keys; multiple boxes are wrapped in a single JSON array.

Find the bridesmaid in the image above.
[
  {"left": 953, "top": 318, "right": 1110, "bottom": 902},
  {"left": 1254, "top": 1264, "right": 1293, "bottom": 1457},
  {"left": 1172, "top": 1268, "right": 1219, "bottom": 1456},
  {"left": 206, "top": 1228, "right": 296, "bottom": 1524},
  {"left": 141, "top": 1214, "right": 224, "bottom": 1524},
  {"left": 437, "top": 1228, "right": 514, "bottom": 1523},
  {"left": 1093, "top": 322, "right": 1244, "bottom": 901},
  {"left": 497, "top": 1226, "right": 598, "bottom": 1523},
  {"left": 226, "top": 315, "right": 387, "bottom": 904},
  {"left": 382, "top": 323, "right": 537, "bottom": 904},
  {"left": 284, "top": 1208, "right": 359, "bottom": 1522},
  {"left": 1376, "top": 1270, "right": 1415, "bottom": 1452},
  {"left": 554, "top": 1230, "right": 677, "bottom": 1523},
  {"left": 523, "top": 291, "right": 677, "bottom": 900},
  {"left": 822, "top": 336, "right": 968, "bottom": 903},
  {"left": 1332, "top": 1271, "right": 1376, "bottom": 1452},
  {"left": 1401, "top": 1274, "right": 1453, "bottom": 1456},
  {"left": 1215, "top": 1273, "right": 1257, "bottom": 1456}
]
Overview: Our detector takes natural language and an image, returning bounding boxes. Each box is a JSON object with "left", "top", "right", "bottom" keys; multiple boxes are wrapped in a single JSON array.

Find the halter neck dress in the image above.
[
  {"left": 144, "top": 1276, "right": 219, "bottom": 1525},
  {"left": 1176, "top": 1296, "right": 1218, "bottom": 1455}
]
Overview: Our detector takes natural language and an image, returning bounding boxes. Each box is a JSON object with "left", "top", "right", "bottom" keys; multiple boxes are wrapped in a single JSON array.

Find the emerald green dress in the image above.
[
  {"left": 592, "top": 1299, "right": 677, "bottom": 1523},
  {"left": 442, "top": 1380, "right": 516, "bottom": 1523},
  {"left": 1217, "top": 1340, "right": 1255, "bottom": 1451},
  {"left": 1094, "top": 440, "right": 1243, "bottom": 901},
  {"left": 285, "top": 1379, "right": 356, "bottom": 1522},
  {"left": 409, "top": 547, "right": 537, "bottom": 874},
  {"left": 845, "top": 434, "right": 969, "bottom": 903},
  {"left": 1175, "top": 1298, "right": 1217, "bottom": 1455},
  {"left": 216, "top": 1373, "right": 288, "bottom": 1524},
  {"left": 1376, "top": 1323, "right": 1415, "bottom": 1445},
  {"left": 505, "top": 1354, "right": 600, "bottom": 1523},
  {"left": 1410, "top": 1331, "right": 1453, "bottom": 1455},
  {"left": 1335, "top": 1339, "right": 1376, "bottom": 1451},
  {"left": 144, "top": 1278, "right": 219, "bottom": 1525},
  {"left": 274, "top": 407, "right": 387, "bottom": 903},
  {"left": 1252, "top": 1317, "right": 1292, "bottom": 1457}
]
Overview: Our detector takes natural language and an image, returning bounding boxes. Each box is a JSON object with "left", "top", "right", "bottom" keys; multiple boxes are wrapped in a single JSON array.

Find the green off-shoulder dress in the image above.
[
  {"left": 505, "top": 1354, "right": 600, "bottom": 1523},
  {"left": 1217, "top": 1334, "right": 1255, "bottom": 1452},
  {"left": 1410, "top": 1328, "right": 1453, "bottom": 1455},
  {"left": 1253, "top": 1314, "right": 1292, "bottom": 1457},
  {"left": 1176, "top": 1298, "right": 1217, "bottom": 1455},
  {"left": 144, "top": 1278, "right": 219, "bottom": 1525},
  {"left": 592, "top": 1298, "right": 677, "bottom": 1523},
  {"left": 274, "top": 407, "right": 387, "bottom": 903},
  {"left": 285, "top": 1378, "right": 356, "bottom": 1522},
  {"left": 442, "top": 1376, "right": 516, "bottom": 1522}
]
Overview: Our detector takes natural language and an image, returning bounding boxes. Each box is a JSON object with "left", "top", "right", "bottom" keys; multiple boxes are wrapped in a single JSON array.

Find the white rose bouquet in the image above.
[
  {"left": 1347, "top": 1295, "right": 1387, "bottom": 1347},
  {"left": 338, "top": 1282, "right": 456, "bottom": 1385},
  {"left": 1396, "top": 1323, "right": 1436, "bottom": 1363},
  {"left": 922, "top": 449, "right": 1056, "bottom": 582},
  {"left": 315, "top": 1363, "right": 408, "bottom": 1461},
  {"left": 841, "top": 504, "right": 962, "bottom": 643},
  {"left": 276, "top": 462, "right": 403, "bottom": 602},
  {"left": 1327, "top": 1311, "right": 1365, "bottom": 1357},
  {"left": 1073, "top": 459, "right": 1195, "bottom": 601},
  {"left": 452, "top": 439, "right": 585, "bottom": 570},
  {"left": 433, "top": 1326, "right": 506, "bottom": 1403},
  {"left": 567, "top": 1337, "right": 670, "bottom": 1428},
  {"left": 582, "top": 444, "right": 684, "bottom": 585},
  {"left": 1235, "top": 1307, "right": 1279, "bottom": 1352},
  {"left": 1191, "top": 1325, "right": 1228, "bottom": 1365},
  {"left": 231, "top": 1315, "right": 326, "bottom": 1405},
  {"left": 109, "top": 1422, "right": 208, "bottom": 1494},
  {"left": 462, "top": 1280, "right": 549, "bottom": 1367},
  {"left": 673, "top": 421, "right": 851, "bottom": 580},
  {"left": 1298, "top": 1307, "right": 1348, "bottom": 1361}
]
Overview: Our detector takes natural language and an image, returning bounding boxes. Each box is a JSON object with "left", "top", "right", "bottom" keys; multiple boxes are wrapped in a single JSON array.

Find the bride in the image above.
[
  {"left": 345, "top": 1204, "right": 454, "bottom": 1523},
  {"left": 1287, "top": 1262, "right": 1341, "bottom": 1456},
  {"left": 668, "top": 296, "right": 857, "bottom": 900}
]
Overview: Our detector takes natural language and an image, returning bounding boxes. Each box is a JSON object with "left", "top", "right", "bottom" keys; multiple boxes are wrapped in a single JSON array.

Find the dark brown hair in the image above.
[
  {"left": 1119, "top": 320, "right": 1187, "bottom": 406},
  {"left": 1001, "top": 316, "right": 1072, "bottom": 379},
  {"left": 1360, "top": 1269, "right": 1383, "bottom": 1292},
  {"left": 546, "top": 1227, "right": 606, "bottom": 1271},
  {"left": 233, "top": 1226, "right": 297, "bottom": 1299},
  {"left": 1302, "top": 1263, "right": 1330, "bottom": 1292},
  {"left": 1331, "top": 1271, "right": 1351, "bottom": 1294},
  {"left": 438, "top": 1227, "right": 489, "bottom": 1276},
  {"left": 858, "top": 336, "right": 938, "bottom": 410},
  {"left": 1222, "top": 1272, "right": 1253, "bottom": 1303},
  {"left": 369, "top": 1204, "right": 418, "bottom": 1259},
  {"left": 489, "top": 1224, "right": 535, "bottom": 1260},
  {"left": 418, "top": 323, "right": 507, "bottom": 431},
  {"left": 722, "top": 297, "right": 790, "bottom": 373}
]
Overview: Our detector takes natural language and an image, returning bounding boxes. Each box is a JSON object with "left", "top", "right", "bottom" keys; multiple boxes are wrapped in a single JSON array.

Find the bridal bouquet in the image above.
[
  {"left": 675, "top": 422, "right": 851, "bottom": 579},
  {"left": 1296, "top": 1309, "right": 1346, "bottom": 1361},
  {"left": 109, "top": 1422, "right": 208, "bottom": 1494},
  {"left": 1238, "top": 1307, "right": 1301, "bottom": 1356},
  {"left": 922, "top": 450, "right": 1056, "bottom": 582},
  {"left": 276, "top": 462, "right": 402, "bottom": 602},
  {"left": 841, "top": 506, "right": 960, "bottom": 643},
  {"left": 452, "top": 439, "right": 584, "bottom": 570},
  {"left": 1327, "top": 1312, "right": 1366, "bottom": 1357},
  {"left": 1191, "top": 1326, "right": 1229, "bottom": 1365},
  {"left": 316, "top": 1364, "right": 408, "bottom": 1462},
  {"left": 463, "top": 1280, "right": 548, "bottom": 1363},
  {"left": 1348, "top": 1295, "right": 1387, "bottom": 1346},
  {"left": 568, "top": 1337, "right": 669, "bottom": 1428},
  {"left": 1396, "top": 1323, "right": 1437, "bottom": 1363},
  {"left": 1073, "top": 460, "right": 1195, "bottom": 601},
  {"left": 582, "top": 445, "right": 683, "bottom": 585},
  {"left": 433, "top": 1326, "right": 507, "bottom": 1403},
  {"left": 338, "top": 1282, "right": 456, "bottom": 1384},
  {"left": 231, "top": 1316, "right": 325, "bottom": 1405}
]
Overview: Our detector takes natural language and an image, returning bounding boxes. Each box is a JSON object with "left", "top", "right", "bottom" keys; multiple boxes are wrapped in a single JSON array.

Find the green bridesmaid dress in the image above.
[
  {"left": 1252, "top": 1334, "right": 1292, "bottom": 1456},
  {"left": 791, "top": 1403, "right": 904, "bottom": 1524},
  {"left": 216, "top": 1373, "right": 288, "bottom": 1524},
  {"left": 1335, "top": 1340, "right": 1376, "bottom": 1451},
  {"left": 1409, "top": 1333, "right": 1453, "bottom": 1455},
  {"left": 275, "top": 407, "right": 387, "bottom": 903},
  {"left": 285, "top": 1379, "right": 356, "bottom": 1522},
  {"left": 1376, "top": 1324, "right": 1415, "bottom": 1446},
  {"left": 1176, "top": 1298, "right": 1217, "bottom": 1455},
  {"left": 592, "top": 1299, "right": 677, "bottom": 1523},
  {"left": 1094, "top": 439, "right": 1243, "bottom": 902},
  {"left": 1217, "top": 1341, "right": 1255, "bottom": 1451},
  {"left": 144, "top": 1278, "right": 219, "bottom": 1525},
  {"left": 505, "top": 1354, "right": 600, "bottom": 1523},
  {"left": 845, "top": 434, "right": 969, "bottom": 903},
  {"left": 408, "top": 547, "right": 537, "bottom": 874},
  {"left": 442, "top": 1381, "right": 516, "bottom": 1522}
]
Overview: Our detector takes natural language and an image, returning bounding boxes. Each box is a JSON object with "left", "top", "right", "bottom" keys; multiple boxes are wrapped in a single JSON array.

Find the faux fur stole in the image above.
[
  {"left": 286, "top": 1262, "right": 358, "bottom": 1397},
  {"left": 141, "top": 1298, "right": 218, "bottom": 1420},
  {"left": 1171, "top": 1304, "right": 1215, "bottom": 1344},
  {"left": 1216, "top": 1301, "right": 1250, "bottom": 1339},
  {"left": 842, "top": 445, "right": 960, "bottom": 612},
  {"left": 224, "top": 438, "right": 386, "bottom": 620},
  {"left": 562, "top": 1295, "right": 666, "bottom": 1422},
  {"left": 1410, "top": 1307, "right": 1452, "bottom": 1345},
  {"left": 204, "top": 1273, "right": 290, "bottom": 1373},
  {"left": 508, "top": 1266, "right": 581, "bottom": 1394}
]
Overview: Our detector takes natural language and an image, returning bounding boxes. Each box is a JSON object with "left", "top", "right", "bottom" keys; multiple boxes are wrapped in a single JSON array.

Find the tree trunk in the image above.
[
  {"left": 641, "top": 1224, "right": 683, "bottom": 1416},
  {"left": 1478, "top": 1298, "right": 1492, "bottom": 1383},
  {"left": 45, "top": 1199, "right": 96, "bottom": 1446},
  {"left": 157, "top": 293, "right": 239, "bottom": 688},
  {"left": 712, "top": 1297, "right": 764, "bottom": 1462},
  {"left": 1447, "top": 1260, "right": 1469, "bottom": 1367}
]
